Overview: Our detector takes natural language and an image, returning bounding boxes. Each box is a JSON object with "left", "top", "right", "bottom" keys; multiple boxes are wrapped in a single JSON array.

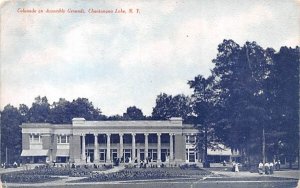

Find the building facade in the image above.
[{"left": 21, "top": 117, "right": 202, "bottom": 165}]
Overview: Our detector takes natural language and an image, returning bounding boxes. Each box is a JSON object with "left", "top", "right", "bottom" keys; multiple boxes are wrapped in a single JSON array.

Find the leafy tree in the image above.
[
  {"left": 123, "top": 106, "right": 145, "bottom": 120},
  {"left": 1, "top": 105, "right": 22, "bottom": 163},
  {"left": 211, "top": 40, "right": 276, "bottom": 165},
  {"left": 28, "top": 96, "right": 50, "bottom": 123},
  {"left": 270, "top": 46, "right": 299, "bottom": 168},
  {"left": 107, "top": 115, "right": 124, "bottom": 121},
  {"left": 152, "top": 93, "right": 172, "bottom": 120},
  {"left": 188, "top": 75, "right": 215, "bottom": 167},
  {"left": 68, "top": 98, "right": 105, "bottom": 121},
  {"left": 48, "top": 98, "right": 72, "bottom": 124},
  {"left": 151, "top": 93, "right": 192, "bottom": 122},
  {"left": 18, "top": 104, "right": 29, "bottom": 122}
]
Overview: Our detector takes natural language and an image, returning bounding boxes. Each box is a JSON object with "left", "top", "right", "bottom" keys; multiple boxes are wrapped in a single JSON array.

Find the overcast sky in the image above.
[{"left": 0, "top": 0, "right": 299, "bottom": 116}]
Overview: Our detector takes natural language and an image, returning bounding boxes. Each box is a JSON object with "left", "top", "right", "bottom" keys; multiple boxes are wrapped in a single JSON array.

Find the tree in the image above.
[
  {"left": 69, "top": 98, "right": 105, "bottom": 121},
  {"left": 1, "top": 105, "right": 22, "bottom": 164},
  {"left": 151, "top": 93, "right": 192, "bottom": 122},
  {"left": 210, "top": 40, "right": 298, "bottom": 168},
  {"left": 107, "top": 115, "right": 124, "bottom": 121},
  {"left": 271, "top": 46, "right": 299, "bottom": 168},
  {"left": 48, "top": 98, "right": 72, "bottom": 124},
  {"left": 123, "top": 106, "right": 145, "bottom": 120},
  {"left": 18, "top": 104, "right": 29, "bottom": 122},
  {"left": 28, "top": 96, "right": 50, "bottom": 123},
  {"left": 188, "top": 75, "right": 215, "bottom": 167}
]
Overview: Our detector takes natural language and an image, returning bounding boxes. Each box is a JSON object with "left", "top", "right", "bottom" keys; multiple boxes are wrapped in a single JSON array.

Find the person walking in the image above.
[
  {"left": 269, "top": 162, "right": 274, "bottom": 174},
  {"left": 264, "top": 162, "right": 270, "bottom": 175},
  {"left": 258, "top": 162, "right": 264, "bottom": 175},
  {"left": 235, "top": 162, "right": 239, "bottom": 172},
  {"left": 232, "top": 161, "right": 236, "bottom": 172}
]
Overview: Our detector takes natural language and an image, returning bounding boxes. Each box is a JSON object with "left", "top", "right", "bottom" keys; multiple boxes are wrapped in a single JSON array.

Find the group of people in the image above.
[
  {"left": 258, "top": 160, "right": 280, "bottom": 175},
  {"left": 231, "top": 160, "right": 281, "bottom": 174},
  {"left": 1, "top": 161, "right": 19, "bottom": 169}
]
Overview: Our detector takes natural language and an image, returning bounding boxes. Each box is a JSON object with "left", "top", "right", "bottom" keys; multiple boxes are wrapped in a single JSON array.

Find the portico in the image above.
[{"left": 79, "top": 132, "right": 175, "bottom": 164}]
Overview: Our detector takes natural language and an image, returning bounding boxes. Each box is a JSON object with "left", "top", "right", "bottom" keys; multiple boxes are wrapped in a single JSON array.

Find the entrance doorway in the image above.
[
  {"left": 140, "top": 149, "right": 145, "bottom": 161},
  {"left": 161, "top": 149, "right": 170, "bottom": 162},
  {"left": 124, "top": 149, "right": 131, "bottom": 163},
  {"left": 100, "top": 149, "right": 106, "bottom": 162},
  {"left": 112, "top": 149, "right": 118, "bottom": 161},
  {"left": 87, "top": 149, "right": 94, "bottom": 163}
]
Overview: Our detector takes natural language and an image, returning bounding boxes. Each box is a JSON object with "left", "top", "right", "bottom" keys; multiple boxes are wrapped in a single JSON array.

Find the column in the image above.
[
  {"left": 94, "top": 134, "right": 99, "bottom": 163},
  {"left": 132, "top": 133, "right": 136, "bottom": 163},
  {"left": 145, "top": 133, "right": 149, "bottom": 159},
  {"left": 137, "top": 148, "right": 140, "bottom": 162},
  {"left": 106, "top": 134, "right": 111, "bottom": 162},
  {"left": 119, "top": 134, "right": 123, "bottom": 159},
  {"left": 81, "top": 134, "right": 86, "bottom": 161},
  {"left": 157, "top": 133, "right": 161, "bottom": 163},
  {"left": 169, "top": 133, "right": 174, "bottom": 161},
  {"left": 49, "top": 149, "right": 53, "bottom": 162}
]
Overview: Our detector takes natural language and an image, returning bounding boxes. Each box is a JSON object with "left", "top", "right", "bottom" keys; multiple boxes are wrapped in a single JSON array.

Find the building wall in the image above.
[
  {"left": 22, "top": 133, "right": 30, "bottom": 150},
  {"left": 20, "top": 118, "right": 202, "bottom": 165},
  {"left": 70, "top": 135, "right": 81, "bottom": 163},
  {"left": 42, "top": 134, "right": 51, "bottom": 150},
  {"left": 174, "top": 134, "right": 186, "bottom": 163},
  {"left": 52, "top": 134, "right": 58, "bottom": 161}
]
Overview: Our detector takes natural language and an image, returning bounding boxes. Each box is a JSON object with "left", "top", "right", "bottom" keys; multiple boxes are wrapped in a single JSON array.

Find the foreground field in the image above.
[{"left": 1, "top": 165, "right": 299, "bottom": 188}]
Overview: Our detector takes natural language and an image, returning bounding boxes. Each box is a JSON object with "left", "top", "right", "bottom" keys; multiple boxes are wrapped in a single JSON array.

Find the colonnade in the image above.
[{"left": 81, "top": 133, "right": 175, "bottom": 163}]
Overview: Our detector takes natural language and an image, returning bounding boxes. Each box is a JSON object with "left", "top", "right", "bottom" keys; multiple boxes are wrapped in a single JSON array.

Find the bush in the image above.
[
  {"left": 76, "top": 167, "right": 212, "bottom": 182},
  {"left": 180, "top": 164, "right": 201, "bottom": 170},
  {"left": 69, "top": 168, "right": 94, "bottom": 177},
  {"left": 1, "top": 173, "right": 59, "bottom": 183},
  {"left": 24, "top": 166, "right": 70, "bottom": 176}
]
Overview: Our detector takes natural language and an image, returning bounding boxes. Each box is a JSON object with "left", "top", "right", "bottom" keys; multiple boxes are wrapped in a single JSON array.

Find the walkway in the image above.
[
  {"left": 96, "top": 166, "right": 125, "bottom": 174},
  {"left": 209, "top": 169, "right": 300, "bottom": 179}
]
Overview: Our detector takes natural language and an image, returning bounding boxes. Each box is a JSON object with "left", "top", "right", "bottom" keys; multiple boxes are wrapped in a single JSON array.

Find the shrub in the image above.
[
  {"left": 76, "top": 167, "right": 212, "bottom": 182},
  {"left": 1, "top": 173, "right": 59, "bottom": 183}
]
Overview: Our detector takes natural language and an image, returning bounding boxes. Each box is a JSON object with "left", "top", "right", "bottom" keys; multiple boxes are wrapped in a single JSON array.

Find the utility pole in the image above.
[
  {"left": 0, "top": 113, "right": 1, "bottom": 164},
  {"left": 5, "top": 147, "right": 8, "bottom": 164},
  {"left": 204, "top": 123, "right": 208, "bottom": 167},
  {"left": 262, "top": 127, "right": 265, "bottom": 164}
]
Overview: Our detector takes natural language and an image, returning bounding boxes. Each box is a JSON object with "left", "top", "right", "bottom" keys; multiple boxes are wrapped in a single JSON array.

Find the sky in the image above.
[{"left": 0, "top": 0, "right": 299, "bottom": 116}]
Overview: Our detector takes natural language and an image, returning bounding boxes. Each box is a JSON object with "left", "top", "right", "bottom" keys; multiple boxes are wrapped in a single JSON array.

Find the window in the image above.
[
  {"left": 56, "top": 157, "right": 69, "bottom": 163},
  {"left": 100, "top": 149, "right": 106, "bottom": 162},
  {"left": 189, "top": 149, "right": 195, "bottom": 162},
  {"left": 186, "top": 148, "right": 196, "bottom": 162},
  {"left": 148, "top": 149, "right": 157, "bottom": 161},
  {"left": 30, "top": 134, "right": 40, "bottom": 143},
  {"left": 186, "top": 135, "right": 196, "bottom": 144},
  {"left": 57, "top": 135, "right": 69, "bottom": 144}
]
